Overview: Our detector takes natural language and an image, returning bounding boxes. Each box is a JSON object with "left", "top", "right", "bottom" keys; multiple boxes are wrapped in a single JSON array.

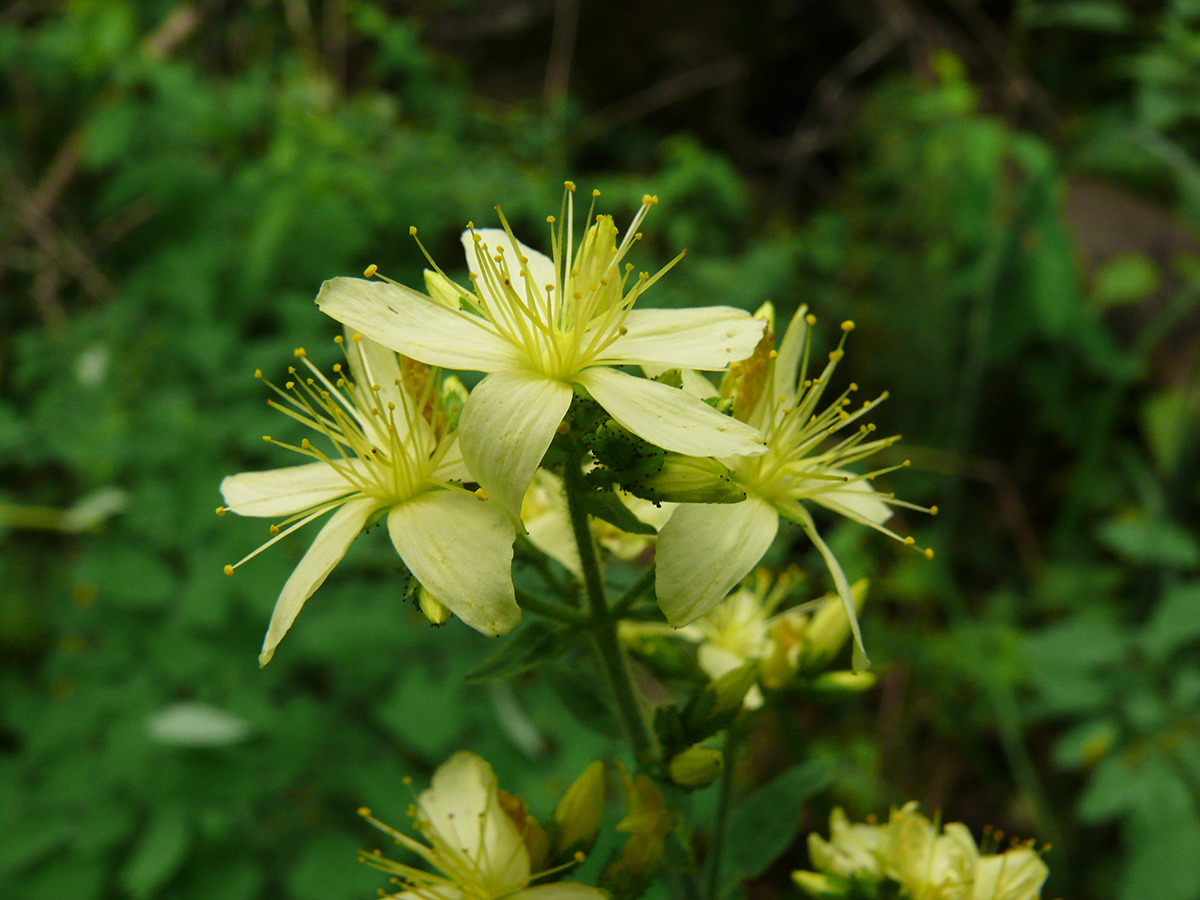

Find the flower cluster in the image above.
[
  {"left": 793, "top": 804, "right": 1049, "bottom": 900},
  {"left": 218, "top": 184, "right": 929, "bottom": 666}
]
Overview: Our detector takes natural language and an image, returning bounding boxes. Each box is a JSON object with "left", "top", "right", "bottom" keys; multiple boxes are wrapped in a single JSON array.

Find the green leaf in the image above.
[
  {"left": 545, "top": 661, "right": 623, "bottom": 738},
  {"left": 721, "top": 761, "right": 832, "bottom": 885},
  {"left": 1097, "top": 515, "right": 1200, "bottom": 569},
  {"left": 464, "top": 620, "right": 573, "bottom": 683},
  {"left": 579, "top": 489, "right": 658, "bottom": 535},
  {"left": 1142, "top": 582, "right": 1200, "bottom": 662},
  {"left": 1093, "top": 253, "right": 1159, "bottom": 308},
  {"left": 119, "top": 806, "right": 192, "bottom": 899}
]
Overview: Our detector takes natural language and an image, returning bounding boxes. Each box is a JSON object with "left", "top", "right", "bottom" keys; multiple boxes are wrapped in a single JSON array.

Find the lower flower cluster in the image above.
[{"left": 793, "top": 803, "right": 1049, "bottom": 900}]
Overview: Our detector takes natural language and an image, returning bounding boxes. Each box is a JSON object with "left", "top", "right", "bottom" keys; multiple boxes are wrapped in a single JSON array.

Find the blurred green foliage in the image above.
[{"left": 2, "top": 2, "right": 1199, "bottom": 900}]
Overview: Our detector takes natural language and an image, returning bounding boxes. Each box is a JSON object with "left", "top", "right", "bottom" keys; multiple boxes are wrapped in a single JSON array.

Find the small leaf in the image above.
[
  {"left": 722, "top": 761, "right": 832, "bottom": 885},
  {"left": 463, "top": 620, "right": 573, "bottom": 683},
  {"left": 1142, "top": 582, "right": 1200, "bottom": 662},
  {"left": 1097, "top": 515, "right": 1200, "bottom": 569},
  {"left": 119, "top": 806, "right": 191, "bottom": 899}
]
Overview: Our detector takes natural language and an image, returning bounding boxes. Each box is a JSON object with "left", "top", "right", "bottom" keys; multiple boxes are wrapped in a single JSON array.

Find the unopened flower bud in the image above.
[
  {"left": 554, "top": 761, "right": 605, "bottom": 854},
  {"left": 792, "top": 870, "right": 849, "bottom": 898},
  {"left": 811, "top": 671, "right": 877, "bottom": 693},
  {"left": 802, "top": 580, "right": 868, "bottom": 671},
  {"left": 418, "top": 588, "right": 452, "bottom": 626},
  {"left": 668, "top": 746, "right": 724, "bottom": 789},
  {"left": 632, "top": 455, "right": 746, "bottom": 504}
]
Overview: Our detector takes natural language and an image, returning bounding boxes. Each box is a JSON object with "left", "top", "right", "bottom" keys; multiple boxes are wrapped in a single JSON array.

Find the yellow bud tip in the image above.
[
  {"left": 564, "top": 180, "right": 576, "bottom": 191},
  {"left": 254, "top": 368, "right": 262, "bottom": 379},
  {"left": 352, "top": 333, "right": 363, "bottom": 343},
  {"left": 215, "top": 506, "right": 226, "bottom": 516},
  {"left": 293, "top": 347, "right": 306, "bottom": 358},
  {"left": 357, "top": 807, "right": 371, "bottom": 817},
  {"left": 473, "top": 488, "right": 488, "bottom": 501},
  {"left": 223, "top": 564, "right": 234, "bottom": 577},
  {"left": 805, "top": 313, "right": 817, "bottom": 325},
  {"left": 841, "top": 320, "right": 855, "bottom": 332},
  {"left": 924, "top": 548, "right": 935, "bottom": 560}
]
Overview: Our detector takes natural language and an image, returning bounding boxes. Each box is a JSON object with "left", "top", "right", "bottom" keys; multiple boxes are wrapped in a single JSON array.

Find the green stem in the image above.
[
  {"left": 704, "top": 728, "right": 736, "bottom": 900},
  {"left": 612, "top": 563, "right": 656, "bottom": 617},
  {"left": 514, "top": 589, "right": 590, "bottom": 626},
  {"left": 561, "top": 459, "right": 656, "bottom": 767}
]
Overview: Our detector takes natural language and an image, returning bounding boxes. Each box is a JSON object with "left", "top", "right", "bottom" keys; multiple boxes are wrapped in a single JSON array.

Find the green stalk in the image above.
[
  {"left": 514, "top": 588, "right": 590, "bottom": 626},
  {"left": 561, "top": 456, "right": 656, "bottom": 767},
  {"left": 704, "top": 728, "right": 736, "bottom": 900}
]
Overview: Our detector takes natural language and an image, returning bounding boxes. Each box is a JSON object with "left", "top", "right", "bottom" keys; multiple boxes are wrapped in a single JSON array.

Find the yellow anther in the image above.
[
  {"left": 634, "top": 232, "right": 642, "bottom": 240},
  {"left": 924, "top": 548, "right": 935, "bottom": 560},
  {"left": 574, "top": 850, "right": 587, "bottom": 863},
  {"left": 301, "top": 438, "right": 311, "bottom": 449},
  {"left": 806, "top": 313, "right": 817, "bottom": 325},
  {"left": 828, "top": 349, "right": 844, "bottom": 362},
  {"left": 294, "top": 347, "right": 307, "bottom": 358},
  {"left": 769, "top": 349, "right": 778, "bottom": 359},
  {"left": 841, "top": 320, "right": 855, "bottom": 332},
  {"left": 904, "top": 536, "right": 915, "bottom": 545},
  {"left": 254, "top": 368, "right": 263, "bottom": 378},
  {"left": 473, "top": 488, "right": 488, "bottom": 501},
  {"left": 642, "top": 194, "right": 658, "bottom": 205},
  {"left": 262, "top": 435, "right": 272, "bottom": 442},
  {"left": 352, "top": 333, "right": 363, "bottom": 343},
  {"left": 215, "top": 506, "right": 226, "bottom": 516},
  {"left": 269, "top": 524, "right": 280, "bottom": 536},
  {"left": 619, "top": 326, "right": 628, "bottom": 335},
  {"left": 930, "top": 505, "right": 939, "bottom": 516},
  {"left": 285, "top": 381, "right": 294, "bottom": 389},
  {"left": 334, "top": 335, "right": 344, "bottom": 344},
  {"left": 902, "top": 459, "right": 911, "bottom": 467},
  {"left": 358, "top": 807, "right": 371, "bottom": 817},
  {"left": 332, "top": 363, "right": 342, "bottom": 372},
  {"left": 363, "top": 263, "right": 378, "bottom": 278},
  {"left": 564, "top": 180, "right": 576, "bottom": 191},
  {"left": 223, "top": 564, "right": 234, "bottom": 576},
  {"left": 592, "top": 188, "right": 600, "bottom": 197},
  {"left": 547, "top": 215, "right": 556, "bottom": 223},
  {"left": 849, "top": 382, "right": 858, "bottom": 391}
]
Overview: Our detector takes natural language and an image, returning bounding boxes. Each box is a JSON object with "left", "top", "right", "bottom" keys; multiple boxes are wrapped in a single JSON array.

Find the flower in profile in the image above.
[
  {"left": 218, "top": 333, "right": 519, "bottom": 665},
  {"left": 314, "top": 184, "right": 768, "bottom": 518},
  {"left": 656, "top": 303, "right": 934, "bottom": 669},
  {"left": 358, "top": 751, "right": 606, "bottom": 900}
]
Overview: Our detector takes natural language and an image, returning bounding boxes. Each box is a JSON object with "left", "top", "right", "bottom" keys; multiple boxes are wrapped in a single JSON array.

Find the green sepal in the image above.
[{"left": 578, "top": 489, "right": 658, "bottom": 536}]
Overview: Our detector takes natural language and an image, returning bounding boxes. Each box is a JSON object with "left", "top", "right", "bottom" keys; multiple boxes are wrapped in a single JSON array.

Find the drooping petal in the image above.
[
  {"left": 387, "top": 490, "right": 519, "bottom": 637},
  {"left": 419, "top": 751, "right": 530, "bottom": 890},
  {"left": 514, "top": 884, "right": 611, "bottom": 900},
  {"left": 774, "top": 306, "right": 809, "bottom": 408},
  {"left": 457, "top": 370, "right": 574, "bottom": 520},
  {"left": 789, "top": 503, "right": 870, "bottom": 672},
  {"left": 809, "top": 473, "right": 893, "bottom": 526},
  {"left": 221, "top": 462, "right": 359, "bottom": 518},
  {"left": 655, "top": 496, "right": 778, "bottom": 626},
  {"left": 258, "top": 497, "right": 377, "bottom": 665},
  {"left": 604, "top": 307, "right": 767, "bottom": 371},
  {"left": 576, "top": 366, "right": 767, "bottom": 458},
  {"left": 462, "top": 228, "right": 558, "bottom": 313},
  {"left": 316, "top": 277, "right": 522, "bottom": 372}
]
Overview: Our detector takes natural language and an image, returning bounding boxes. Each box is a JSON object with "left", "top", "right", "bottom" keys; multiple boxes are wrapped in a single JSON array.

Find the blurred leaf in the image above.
[
  {"left": 1020, "top": 0, "right": 1132, "bottom": 32},
  {"left": 1093, "top": 253, "right": 1160, "bottom": 308},
  {"left": 1096, "top": 515, "right": 1200, "bottom": 569},
  {"left": 721, "top": 761, "right": 832, "bottom": 885},
  {"left": 1142, "top": 581, "right": 1200, "bottom": 661},
  {"left": 119, "top": 805, "right": 192, "bottom": 899},
  {"left": 146, "top": 702, "right": 254, "bottom": 747},
  {"left": 464, "top": 620, "right": 573, "bottom": 683}
]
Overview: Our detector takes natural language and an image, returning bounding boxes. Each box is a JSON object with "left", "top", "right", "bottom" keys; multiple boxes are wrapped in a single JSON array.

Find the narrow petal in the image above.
[
  {"left": 774, "top": 306, "right": 809, "bottom": 408},
  {"left": 811, "top": 473, "right": 893, "bottom": 526},
  {"left": 790, "top": 504, "right": 870, "bottom": 672},
  {"left": 387, "top": 490, "right": 520, "bottom": 637},
  {"left": 259, "top": 497, "right": 377, "bottom": 665},
  {"left": 316, "top": 277, "right": 521, "bottom": 372},
  {"left": 604, "top": 307, "right": 766, "bottom": 371},
  {"left": 457, "top": 371, "right": 574, "bottom": 520},
  {"left": 221, "top": 462, "right": 357, "bottom": 518},
  {"left": 655, "top": 496, "right": 778, "bottom": 626},
  {"left": 577, "top": 366, "right": 767, "bottom": 457},
  {"left": 462, "top": 228, "right": 558, "bottom": 311}
]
